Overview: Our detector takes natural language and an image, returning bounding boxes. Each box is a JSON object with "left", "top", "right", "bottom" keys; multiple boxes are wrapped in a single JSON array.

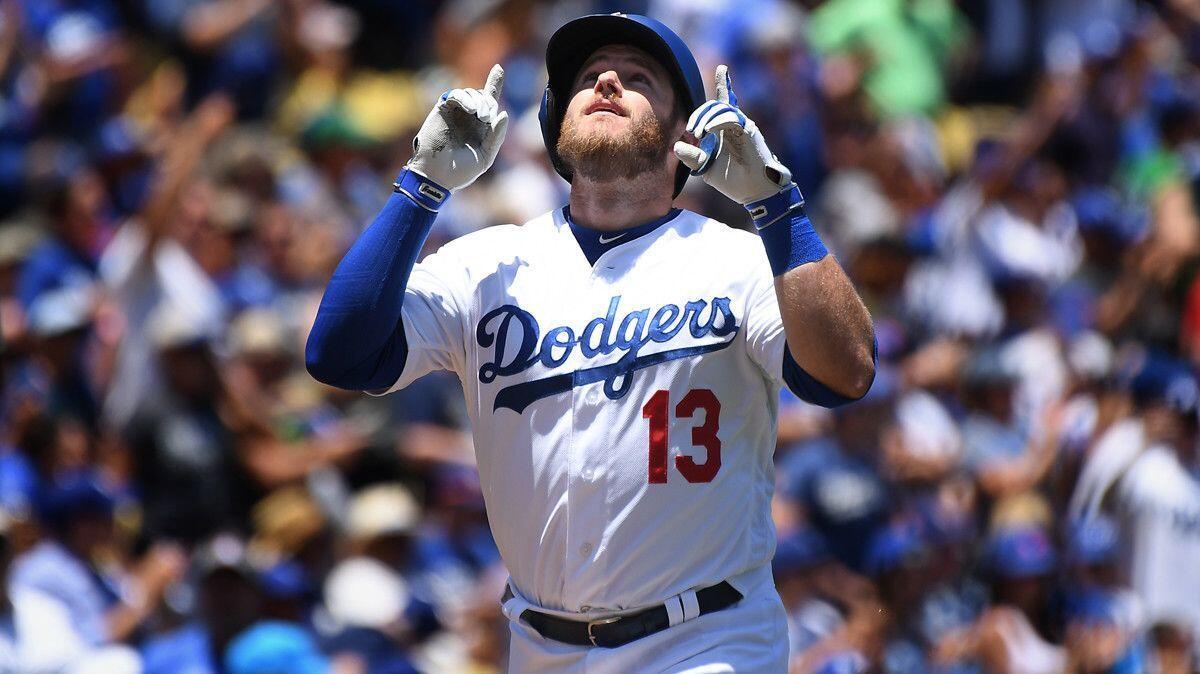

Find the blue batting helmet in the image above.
[{"left": 539, "top": 13, "right": 705, "bottom": 198}]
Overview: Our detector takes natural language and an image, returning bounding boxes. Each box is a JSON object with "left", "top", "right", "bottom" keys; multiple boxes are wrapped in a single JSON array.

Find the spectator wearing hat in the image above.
[
  {"left": 344, "top": 484, "right": 420, "bottom": 569},
  {"left": 18, "top": 0, "right": 132, "bottom": 136},
  {"left": 317, "top": 555, "right": 420, "bottom": 674},
  {"left": 257, "top": 558, "right": 314, "bottom": 625},
  {"left": 17, "top": 167, "right": 114, "bottom": 311},
  {"left": 0, "top": 2, "right": 1199, "bottom": 672},
  {"left": 128, "top": 297, "right": 364, "bottom": 545},
  {"left": 1059, "top": 517, "right": 1150, "bottom": 667},
  {"left": 773, "top": 527, "right": 843, "bottom": 665},
  {"left": 862, "top": 520, "right": 941, "bottom": 674},
  {"left": 221, "top": 308, "right": 369, "bottom": 489},
  {"left": 341, "top": 483, "right": 441, "bottom": 641},
  {"left": 947, "top": 526, "right": 1067, "bottom": 674},
  {"left": 1071, "top": 353, "right": 1200, "bottom": 649},
  {"left": 1052, "top": 188, "right": 1145, "bottom": 339},
  {"left": 123, "top": 300, "right": 254, "bottom": 543},
  {"left": 247, "top": 486, "right": 334, "bottom": 597},
  {"left": 783, "top": 535, "right": 888, "bottom": 673},
  {"left": 141, "top": 534, "right": 264, "bottom": 674},
  {"left": 959, "top": 346, "right": 1065, "bottom": 504},
  {"left": 9, "top": 471, "right": 184, "bottom": 647},
  {"left": 0, "top": 507, "right": 91, "bottom": 671},
  {"left": 1062, "top": 587, "right": 1152, "bottom": 674},
  {"left": 914, "top": 482, "right": 991, "bottom": 671},
  {"left": 21, "top": 285, "right": 100, "bottom": 430},
  {"left": 225, "top": 621, "right": 330, "bottom": 674},
  {"left": 1046, "top": 332, "right": 1122, "bottom": 506}
]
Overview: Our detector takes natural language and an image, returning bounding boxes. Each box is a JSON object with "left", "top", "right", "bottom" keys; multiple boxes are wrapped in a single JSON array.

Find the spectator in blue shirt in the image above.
[
  {"left": 18, "top": 168, "right": 114, "bottom": 309},
  {"left": 9, "top": 471, "right": 184, "bottom": 646}
]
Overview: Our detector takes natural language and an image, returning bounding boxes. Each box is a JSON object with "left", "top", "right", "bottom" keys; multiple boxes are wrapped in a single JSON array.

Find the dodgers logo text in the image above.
[{"left": 475, "top": 295, "right": 738, "bottom": 412}]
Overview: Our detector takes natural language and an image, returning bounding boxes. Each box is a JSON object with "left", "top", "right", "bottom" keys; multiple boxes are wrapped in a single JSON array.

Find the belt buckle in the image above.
[{"left": 586, "top": 616, "right": 620, "bottom": 646}]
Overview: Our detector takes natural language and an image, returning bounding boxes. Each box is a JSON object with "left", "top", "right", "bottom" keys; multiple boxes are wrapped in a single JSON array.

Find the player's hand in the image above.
[
  {"left": 673, "top": 65, "right": 792, "bottom": 205},
  {"left": 407, "top": 64, "right": 509, "bottom": 192}
]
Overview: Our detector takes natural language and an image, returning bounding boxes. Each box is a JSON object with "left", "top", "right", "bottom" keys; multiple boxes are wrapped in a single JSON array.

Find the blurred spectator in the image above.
[
  {"left": 319, "top": 555, "right": 419, "bottom": 674},
  {"left": 225, "top": 620, "right": 330, "bottom": 674},
  {"left": 141, "top": 534, "right": 262, "bottom": 674},
  {"left": 17, "top": 168, "right": 112, "bottom": 310},
  {"left": 9, "top": 472, "right": 183, "bottom": 647},
  {"left": 1071, "top": 352, "right": 1200, "bottom": 650},
  {"left": 0, "top": 508, "right": 89, "bottom": 671}
]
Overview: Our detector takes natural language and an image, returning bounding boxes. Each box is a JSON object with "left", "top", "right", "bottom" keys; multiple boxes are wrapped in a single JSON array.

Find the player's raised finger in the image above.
[
  {"left": 483, "top": 64, "right": 505, "bottom": 100},
  {"left": 715, "top": 65, "right": 731, "bottom": 105}
]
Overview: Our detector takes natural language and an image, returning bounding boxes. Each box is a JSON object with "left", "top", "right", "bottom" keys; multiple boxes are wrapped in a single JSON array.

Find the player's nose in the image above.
[{"left": 594, "top": 70, "right": 623, "bottom": 98}]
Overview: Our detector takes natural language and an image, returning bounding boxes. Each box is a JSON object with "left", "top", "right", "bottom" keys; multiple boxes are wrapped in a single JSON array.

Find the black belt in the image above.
[{"left": 502, "top": 581, "right": 743, "bottom": 648}]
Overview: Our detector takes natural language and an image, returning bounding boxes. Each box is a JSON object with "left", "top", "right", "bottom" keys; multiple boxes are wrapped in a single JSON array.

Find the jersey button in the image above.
[
  {"left": 579, "top": 542, "right": 593, "bottom": 556},
  {"left": 582, "top": 468, "right": 594, "bottom": 480},
  {"left": 587, "top": 388, "right": 601, "bottom": 404}
]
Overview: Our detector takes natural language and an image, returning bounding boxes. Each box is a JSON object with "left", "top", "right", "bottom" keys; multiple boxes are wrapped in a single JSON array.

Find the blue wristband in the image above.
[
  {"left": 393, "top": 167, "right": 451, "bottom": 212},
  {"left": 749, "top": 184, "right": 828, "bottom": 276}
]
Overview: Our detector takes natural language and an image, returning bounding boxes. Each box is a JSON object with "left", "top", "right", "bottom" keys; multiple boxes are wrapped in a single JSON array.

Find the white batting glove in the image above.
[
  {"left": 673, "top": 65, "right": 792, "bottom": 205},
  {"left": 407, "top": 64, "right": 509, "bottom": 192}
]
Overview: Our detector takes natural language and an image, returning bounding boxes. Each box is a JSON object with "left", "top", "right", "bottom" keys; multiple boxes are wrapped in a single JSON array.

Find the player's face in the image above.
[
  {"left": 566, "top": 45, "right": 677, "bottom": 127},
  {"left": 556, "top": 44, "right": 685, "bottom": 182}
]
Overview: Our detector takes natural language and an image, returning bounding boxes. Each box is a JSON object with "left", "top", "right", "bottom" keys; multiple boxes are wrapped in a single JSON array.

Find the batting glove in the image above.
[
  {"left": 674, "top": 65, "right": 793, "bottom": 205},
  {"left": 406, "top": 64, "right": 509, "bottom": 192}
]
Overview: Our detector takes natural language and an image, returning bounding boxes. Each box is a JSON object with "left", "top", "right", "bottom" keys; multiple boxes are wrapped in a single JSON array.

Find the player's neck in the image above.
[{"left": 567, "top": 173, "right": 675, "bottom": 232}]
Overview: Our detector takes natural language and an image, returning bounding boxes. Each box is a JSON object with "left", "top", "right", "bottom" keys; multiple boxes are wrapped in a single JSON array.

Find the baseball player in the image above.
[{"left": 306, "top": 13, "right": 876, "bottom": 673}]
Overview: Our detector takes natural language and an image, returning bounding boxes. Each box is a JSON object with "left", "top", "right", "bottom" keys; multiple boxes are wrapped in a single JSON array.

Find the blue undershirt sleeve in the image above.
[
  {"left": 781, "top": 337, "right": 878, "bottom": 408},
  {"left": 304, "top": 169, "right": 448, "bottom": 391}
]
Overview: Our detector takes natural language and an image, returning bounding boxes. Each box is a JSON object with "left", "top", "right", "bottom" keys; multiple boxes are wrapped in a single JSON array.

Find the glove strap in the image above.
[
  {"left": 394, "top": 167, "right": 451, "bottom": 212},
  {"left": 748, "top": 184, "right": 828, "bottom": 276}
]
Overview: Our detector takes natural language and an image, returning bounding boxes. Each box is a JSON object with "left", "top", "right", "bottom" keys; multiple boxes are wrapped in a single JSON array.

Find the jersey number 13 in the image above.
[{"left": 642, "top": 389, "right": 721, "bottom": 484}]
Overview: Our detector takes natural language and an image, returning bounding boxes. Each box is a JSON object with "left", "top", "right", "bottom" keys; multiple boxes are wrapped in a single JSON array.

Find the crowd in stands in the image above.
[{"left": 0, "top": 0, "right": 1199, "bottom": 672}]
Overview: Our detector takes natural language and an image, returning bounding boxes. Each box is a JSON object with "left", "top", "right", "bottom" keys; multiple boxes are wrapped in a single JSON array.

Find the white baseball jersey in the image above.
[
  {"left": 381, "top": 207, "right": 790, "bottom": 615},
  {"left": 1071, "top": 420, "right": 1200, "bottom": 648},
  {"left": 1115, "top": 445, "right": 1200, "bottom": 641}
]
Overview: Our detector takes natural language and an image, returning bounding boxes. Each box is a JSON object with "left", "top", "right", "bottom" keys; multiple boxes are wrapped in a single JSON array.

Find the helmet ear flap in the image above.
[{"left": 538, "top": 85, "right": 572, "bottom": 183}]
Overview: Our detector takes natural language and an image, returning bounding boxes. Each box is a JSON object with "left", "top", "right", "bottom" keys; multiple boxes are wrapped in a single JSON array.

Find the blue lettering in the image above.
[
  {"left": 647, "top": 304, "right": 683, "bottom": 342},
  {"left": 683, "top": 300, "right": 707, "bottom": 337},
  {"left": 540, "top": 326, "right": 576, "bottom": 368},
  {"left": 580, "top": 296, "right": 621, "bottom": 357},
  {"left": 616, "top": 308, "right": 649, "bottom": 350},
  {"left": 476, "top": 305, "right": 540, "bottom": 383},
  {"left": 687, "top": 298, "right": 735, "bottom": 337},
  {"left": 474, "top": 295, "right": 743, "bottom": 412},
  {"left": 711, "top": 297, "right": 737, "bottom": 337}
]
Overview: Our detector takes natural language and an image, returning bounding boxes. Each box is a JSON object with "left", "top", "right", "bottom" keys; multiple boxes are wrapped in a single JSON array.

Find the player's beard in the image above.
[{"left": 557, "top": 106, "right": 672, "bottom": 182}]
